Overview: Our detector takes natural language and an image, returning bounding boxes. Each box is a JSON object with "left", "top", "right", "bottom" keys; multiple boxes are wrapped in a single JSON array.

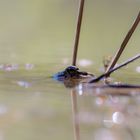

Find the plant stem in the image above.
[
  {"left": 105, "top": 11, "right": 140, "bottom": 74},
  {"left": 89, "top": 54, "right": 140, "bottom": 83},
  {"left": 71, "top": 1, "right": 85, "bottom": 140},
  {"left": 72, "top": 0, "right": 85, "bottom": 66}
]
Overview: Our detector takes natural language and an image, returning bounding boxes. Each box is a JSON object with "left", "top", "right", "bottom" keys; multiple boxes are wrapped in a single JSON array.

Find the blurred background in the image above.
[{"left": 0, "top": 0, "right": 139, "bottom": 67}]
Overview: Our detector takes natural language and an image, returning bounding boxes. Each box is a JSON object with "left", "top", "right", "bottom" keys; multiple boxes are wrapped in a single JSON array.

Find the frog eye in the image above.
[
  {"left": 66, "top": 69, "right": 76, "bottom": 74},
  {"left": 65, "top": 67, "right": 78, "bottom": 77},
  {"left": 69, "top": 69, "right": 76, "bottom": 74}
]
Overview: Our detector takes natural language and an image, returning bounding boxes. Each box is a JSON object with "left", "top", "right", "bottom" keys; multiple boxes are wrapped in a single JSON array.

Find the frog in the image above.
[{"left": 53, "top": 66, "right": 94, "bottom": 81}]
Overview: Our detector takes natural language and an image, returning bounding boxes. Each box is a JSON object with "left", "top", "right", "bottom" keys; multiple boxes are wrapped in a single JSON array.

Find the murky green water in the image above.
[
  {"left": 0, "top": 64, "right": 139, "bottom": 140},
  {"left": 0, "top": 0, "right": 139, "bottom": 140}
]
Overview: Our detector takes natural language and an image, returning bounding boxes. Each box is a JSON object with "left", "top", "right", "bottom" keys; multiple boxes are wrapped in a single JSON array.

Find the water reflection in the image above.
[
  {"left": 71, "top": 89, "right": 80, "bottom": 140},
  {"left": 0, "top": 64, "right": 19, "bottom": 71},
  {"left": 112, "top": 112, "right": 124, "bottom": 124},
  {"left": 70, "top": 80, "right": 140, "bottom": 140},
  {"left": 0, "top": 63, "right": 35, "bottom": 72},
  {"left": 94, "top": 129, "right": 116, "bottom": 140},
  {"left": 0, "top": 66, "right": 139, "bottom": 140},
  {"left": 136, "top": 66, "right": 140, "bottom": 73},
  {"left": 0, "top": 105, "right": 8, "bottom": 115},
  {"left": 25, "top": 63, "right": 35, "bottom": 70},
  {"left": 17, "top": 81, "right": 31, "bottom": 88},
  {"left": 78, "top": 59, "right": 93, "bottom": 67}
]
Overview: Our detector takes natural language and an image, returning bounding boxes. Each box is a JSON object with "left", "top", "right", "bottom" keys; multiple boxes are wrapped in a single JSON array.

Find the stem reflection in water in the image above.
[{"left": 71, "top": 89, "right": 80, "bottom": 140}]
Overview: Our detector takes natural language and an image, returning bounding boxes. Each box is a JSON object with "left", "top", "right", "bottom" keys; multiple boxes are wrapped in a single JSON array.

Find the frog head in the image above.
[{"left": 53, "top": 66, "right": 89, "bottom": 81}]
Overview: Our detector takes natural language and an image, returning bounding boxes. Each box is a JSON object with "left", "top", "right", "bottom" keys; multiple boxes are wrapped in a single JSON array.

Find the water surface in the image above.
[
  {"left": 0, "top": 64, "right": 139, "bottom": 140},
  {"left": 0, "top": 0, "right": 139, "bottom": 139}
]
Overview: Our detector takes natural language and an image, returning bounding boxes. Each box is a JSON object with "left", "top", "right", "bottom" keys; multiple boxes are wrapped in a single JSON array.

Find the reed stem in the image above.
[
  {"left": 72, "top": 0, "right": 85, "bottom": 66},
  {"left": 105, "top": 11, "right": 140, "bottom": 74},
  {"left": 71, "top": 1, "right": 85, "bottom": 140}
]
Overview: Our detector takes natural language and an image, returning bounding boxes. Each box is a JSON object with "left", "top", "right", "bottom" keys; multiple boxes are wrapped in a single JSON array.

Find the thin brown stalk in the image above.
[
  {"left": 71, "top": 1, "right": 85, "bottom": 140},
  {"left": 105, "top": 11, "right": 140, "bottom": 74},
  {"left": 72, "top": 0, "right": 85, "bottom": 66}
]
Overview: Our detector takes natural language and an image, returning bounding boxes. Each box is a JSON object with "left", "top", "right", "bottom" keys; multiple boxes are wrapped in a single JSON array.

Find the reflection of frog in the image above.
[{"left": 53, "top": 66, "right": 94, "bottom": 81}]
